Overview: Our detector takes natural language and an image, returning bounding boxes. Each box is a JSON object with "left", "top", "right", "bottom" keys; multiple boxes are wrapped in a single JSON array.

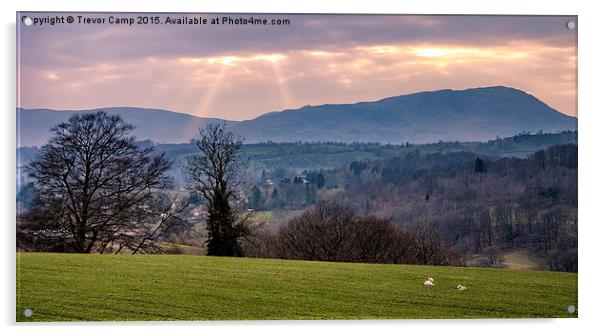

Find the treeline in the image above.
[
  {"left": 474, "top": 130, "right": 577, "bottom": 157},
  {"left": 248, "top": 169, "right": 326, "bottom": 210},
  {"left": 332, "top": 144, "right": 577, "bottom": 272},
  {"left": 239, "top": 131, "right": 576, "bottom": 177},
  {"left": 243, "top": 201, "right": 462, "bottom": 266},
  {"left": 237, "top": 132, "right": 575, "bottom": 211},
  {"left": 18, "top": 131, "right": 576, "bottom": 191}
]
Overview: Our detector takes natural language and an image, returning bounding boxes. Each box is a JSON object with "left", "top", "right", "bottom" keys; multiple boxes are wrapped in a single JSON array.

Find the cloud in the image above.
[{"left": 17, "top": 13, "right": 577, "bottom": 118}]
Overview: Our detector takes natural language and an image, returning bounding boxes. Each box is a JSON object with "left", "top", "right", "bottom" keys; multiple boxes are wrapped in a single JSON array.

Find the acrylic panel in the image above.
[{"left": 16, "top": 12, "right": 578, "bottom": 321}]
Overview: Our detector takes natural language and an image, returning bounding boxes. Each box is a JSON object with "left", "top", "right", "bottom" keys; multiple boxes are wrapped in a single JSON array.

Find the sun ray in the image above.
[
  {"left": 172, "top": 63, "right": 230, "bottom": 141},
  {"left": 271, "top": 61, "right": 295, "bottom": 110}
]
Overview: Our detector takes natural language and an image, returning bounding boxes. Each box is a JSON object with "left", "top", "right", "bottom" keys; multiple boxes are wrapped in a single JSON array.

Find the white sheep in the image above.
[{"left": 457, "top": 284, "right": 467, "bottom": 291}]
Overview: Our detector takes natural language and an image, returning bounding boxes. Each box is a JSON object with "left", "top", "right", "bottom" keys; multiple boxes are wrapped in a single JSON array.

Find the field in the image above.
[{"left": 16, "top": 253, "right": 577, "bottom": 321}]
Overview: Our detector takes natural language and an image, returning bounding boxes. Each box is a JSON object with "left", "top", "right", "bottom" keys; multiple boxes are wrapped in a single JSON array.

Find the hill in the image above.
[
  {"left": 231, "top": 86, "right": 576, "bottom": 144},
  {"left": 17, "top": 86, "right": 576, "bottom": 147},
  {"left": 16, "top": 253, "right": 577, "bottom": 321},
  {"left": 16, "top": 107, "right": 235, "bottom": 147}
]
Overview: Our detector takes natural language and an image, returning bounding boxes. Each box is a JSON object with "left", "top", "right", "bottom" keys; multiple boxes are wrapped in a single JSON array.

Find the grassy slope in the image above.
[{"left": 16, "top": 253, "right": 577, "bottom": 321}]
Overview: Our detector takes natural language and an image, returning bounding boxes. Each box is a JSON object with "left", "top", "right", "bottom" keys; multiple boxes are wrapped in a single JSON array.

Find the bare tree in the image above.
[
  {"left": 24, "top": 111, "right": 175, "bottom": 253},
  {"left": 269, "top": 201, "right": 432, "bottom": 264},
  {"left": 99, "top": 192, "right": 193, "bottom": 254},
  {"left": 277, "top": 201, "right": 355, "bottom": 261},
  {"left": 183, "top": 123, "right": 249, "bottom": 256},
  {"left": 415, "top": 227, "right": 462, "bottom": 266}
]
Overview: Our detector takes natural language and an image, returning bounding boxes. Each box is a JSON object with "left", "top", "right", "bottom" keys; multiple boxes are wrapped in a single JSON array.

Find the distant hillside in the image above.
[
  {"left": 17, "top": 107, "right": 235, "bottom": 147},
  {"left": 230, "top": 86, "right": 576, "bottom": 144},
  {"left": 18, "top": 131, "right": 577, "bottom": 182},
  {"left": 17, "top": 86, "right": 576, "bottom": 147}
]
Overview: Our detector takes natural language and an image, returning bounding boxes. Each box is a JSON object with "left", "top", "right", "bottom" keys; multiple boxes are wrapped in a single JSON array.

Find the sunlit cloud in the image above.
[
  {"left": 412, "top": 47, "right": 491, "bottom": 58},
  {"left": 304, "top": 50, "right": 346, "bottom": 57},
  {"left": 180, "top": 53, "right": 287, "bottom": 66},
  {"left": 17, "top": 14, "right": 577, "bottom": 119},
  {"left": 44, "top": 71, "right": 60, "bottom": 80},
  {"left": 358, "top": 45, "right": 401, "bottom": 54}
]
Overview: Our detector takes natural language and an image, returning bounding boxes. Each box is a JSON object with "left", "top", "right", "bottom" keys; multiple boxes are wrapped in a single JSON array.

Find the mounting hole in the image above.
[
  {"left": 567, "top": 305, "right": 576, "bottom": 314},
  {"left": 23, "top": 308, "right": 33, "bottom": 318},
  {"left": 567, "top": 21, "right": 576, "bottom": 30}
]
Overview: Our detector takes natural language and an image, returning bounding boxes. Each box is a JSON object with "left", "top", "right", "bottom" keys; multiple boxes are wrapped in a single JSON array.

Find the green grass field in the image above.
[{"left": 16, "top": 253, "right": 577, "bottom": 321}]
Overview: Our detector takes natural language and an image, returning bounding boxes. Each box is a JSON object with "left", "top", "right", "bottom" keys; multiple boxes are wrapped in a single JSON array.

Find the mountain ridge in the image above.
[
  {"left": 17, "top": 86, "right": 576, "bottom": 147},
  {"left": 229, "top": 86, "right": 575, "bottom": 144},
  {"left": 17, "top": 106, "right": 237, "bottom": 147}
]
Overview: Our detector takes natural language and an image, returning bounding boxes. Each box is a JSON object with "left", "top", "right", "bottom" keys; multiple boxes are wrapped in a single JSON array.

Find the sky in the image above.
[{"left": 17, "top": 13, "right": 577, "bottom": 120}]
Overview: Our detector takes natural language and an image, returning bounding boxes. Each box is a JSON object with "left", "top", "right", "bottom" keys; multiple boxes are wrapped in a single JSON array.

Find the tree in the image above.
[
  {"left": 183, "top": 123, "right": 248, "bottom": 256},
  {"left": 305, "top": 183, "right": 316, "bottom": 205},
  {"left": 249, "top": 185, "right": 263, "bottom": 209},
  {"left": 349, "top": 161, "right": 367, "bottom": 181},
  {"left": 271, "top": 187, "right": 279, "bottom": 202},
  {"left": 474, "top": 157, "right": 486, "bottom": 173},
  {"left": 260, "top": 169, "right": 267, "bottom": 183},
  {"left": 24, "top": 111, "right": 175, "bottom": 253},
  {"left": 105, "top": 192, "right": 192, "bottom": 254},
  {"left": 277, "top": 201, "right": 355, "bottom": 261},
  {"left": 188, "top": 191, "right": 204, "bottom": 204},
  {"left": 415, "top": 227, "right": 461, "bottom": 266},
  {"left": 316, "top": 171, "right": 326, "bottom": 189},
  {"left": 267, "top": 201, "right": 426, "bottom": 264}
]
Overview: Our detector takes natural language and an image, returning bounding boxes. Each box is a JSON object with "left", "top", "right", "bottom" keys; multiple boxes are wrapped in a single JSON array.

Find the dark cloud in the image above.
[
  {"left": 17, "top": 13, "right": 577, "bottom": 118},
  {"left": 19, "top": 13, "right": 576, "bottom": 68}
]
